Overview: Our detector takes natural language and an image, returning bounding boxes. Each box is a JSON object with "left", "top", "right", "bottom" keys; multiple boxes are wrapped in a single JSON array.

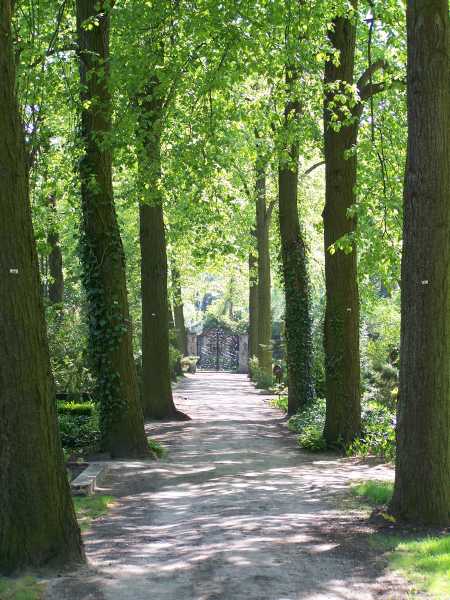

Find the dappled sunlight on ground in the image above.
[{"left": 47, "top": 373, "right": 408, "bottom": 600}]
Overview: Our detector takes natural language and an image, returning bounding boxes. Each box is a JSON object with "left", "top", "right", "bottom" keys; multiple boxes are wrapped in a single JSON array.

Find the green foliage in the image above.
[
  {"left": 169, "top": 343, "right": 182, "bottom": 381},
  {"left": 288, "top": 398, "right": 327, "bottom": 452},
  {"left": 351, "top": 480, "right": 394, "bottom": 505},
  {"left": 249, "top": 356, "right": 274, "bottom": 390},
  {"left": 58, "top": 411, "right": 100, "bottom": 456},
  {"left": 73, "top": 495, "right": 115, "bottom": 532},
  {"left": 270, "top": 395, "right": 288, "bottom": 412},
  {"left": 148, "top": 439, "right": 167, "bottom": 458},
  {"left": 57, "top": 402, "right": 95, "bottom": 417},
  {"left": 0, "top": 577, "right": 44, "bottom": 600},
  {"left": 203, "top": 311, "right": 248, "bottom": 335},
  {"left": 361, "top": 293, "right": 401, "bottom": 410},
  {"left": 46, "top": 306, "right": 92, "bottom": 393},
  {"left": 180, "top": 356, "right": 199, "bottom": 373},
  {"left": 18, "top": 0, "right": 408, "bottom": 483},
  {"left": 288, "top": 398, "right": 396, "bottom": 459},
  {"left": 347, "top": 403, "right": 396, "bottom": 462}
]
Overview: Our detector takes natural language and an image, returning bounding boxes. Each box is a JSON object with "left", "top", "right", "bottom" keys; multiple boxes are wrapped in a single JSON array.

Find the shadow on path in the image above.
[{"left": 47, "top": 373, "right": 410, "bottom": 600}]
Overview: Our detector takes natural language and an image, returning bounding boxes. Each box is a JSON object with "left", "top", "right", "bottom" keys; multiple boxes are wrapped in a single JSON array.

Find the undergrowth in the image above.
[
  {"left": 285, "top": 397, "right": 395, "bottom": 460},
  {"left": 148, "top": 438, "right": 167, "bottom": 458},
  {"left": 73, "top": 494, "right": 115, "bottom": 532},
  {"left": 351, "top": 480, "right": 394, "bottom": 505}
]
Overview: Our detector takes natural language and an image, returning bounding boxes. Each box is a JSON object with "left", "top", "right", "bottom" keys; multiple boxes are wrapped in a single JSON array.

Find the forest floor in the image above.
[{"left": 46, "top": 372, "right": 417, "bottom": 600}]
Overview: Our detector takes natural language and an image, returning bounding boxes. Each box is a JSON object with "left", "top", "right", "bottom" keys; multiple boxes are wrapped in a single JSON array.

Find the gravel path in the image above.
[{"left": 47, "top": 372, "right": 413, "bottom": 600}]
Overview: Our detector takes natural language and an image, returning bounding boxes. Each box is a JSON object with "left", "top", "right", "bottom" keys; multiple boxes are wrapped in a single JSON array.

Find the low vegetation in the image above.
[
  {"left": 0, "top": 576, "right": 45, "bottom": 600},
  {"left": 57, "top": 401, "right": 100, "bottom": 458},
  {"left": 351, "top": 481, "right": 450, "bottom": 598},
  {"left": 280, "top": 397, "right": 396, "bottom": 460},
  {"left": 351, "top": 480, "right": 394, "bottom": 506},
  {"left": 148, "top": 439, "right": 167, "bottom": 458},
  {"left": 73, "top": 495, "right": 115, "bottom": 532},
  {"left": 390, "top": 535, "right": 450, "bottom": 598}
]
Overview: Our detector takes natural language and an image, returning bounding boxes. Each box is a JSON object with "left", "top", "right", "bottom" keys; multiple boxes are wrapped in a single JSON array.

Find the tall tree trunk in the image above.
[
  {"left": 323, "top": 6, "right": 361, "bottom": 446},
  {"left": 137, "top": 79, "right": 186, "bottom": 420},
  {"left": 390, "top": 0, "right": 450, "bottom": 525},
  {"left": 255, "top": 164, "right": 272, "bottom": 378},
  {"left": 278, "top": 70, "right": 314, "bottom": 415},
  {"left": 248, "top": 249, "right": 259, "bottom": 367},
  {"left": 47, "top": 194, "right": 64, "bottom": 304},
  {"left": 0, "top": 0, "right": 83, "bottom": 573},
  {"left": 172, "top": 266, "right": 188, "bottom": 356},
  {"left": 76, "top": 0, "right": 149, "bottom": 457},
  {"left": 168, "top": 302, "right": 175, "bottom": 330}
]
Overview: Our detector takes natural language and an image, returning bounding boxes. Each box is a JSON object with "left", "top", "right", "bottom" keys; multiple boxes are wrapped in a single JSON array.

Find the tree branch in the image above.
[
  {"left": 357, "top": 58, "right": 387, "bottom": 93},
  {"left": 303, "top": 160, "right": 325, "bottom": 177}
]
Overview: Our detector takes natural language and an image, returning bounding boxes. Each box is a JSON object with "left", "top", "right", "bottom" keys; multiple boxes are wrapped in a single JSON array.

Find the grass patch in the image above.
[
  {"left": 148, "top": 438, "right": 167, "bottom": 458},
  {"left": 73, "top": 494, "right": 115, "bottom": 531},
  {"left": 270, "top": 395, "right": 288, "bottom": 412},
  {"left": 390, "top": 535, "right": 450, "bottom": 598},
  {"left": 351, "top": 480, "right": 393, "bottom": 505},
  {"left": 370, "top": 533, "right": 450, "bottom": 598},
  {"left": 0, "top": 576, "right": 45, "bottom": 600},
  {"left": 352, "top": 482, "right": 450, "bottom": 597}
]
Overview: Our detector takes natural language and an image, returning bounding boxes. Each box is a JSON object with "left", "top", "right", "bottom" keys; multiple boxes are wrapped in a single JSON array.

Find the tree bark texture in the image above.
[
  {"left": 323, "top": 7, "right": 361, "bottom": 446},
  {"left": 47, "top": 194, "right": 64, "bottom": 304},
  {"left": 76, "top": 0, "right": 149, "bottom": 457},
  {"left": 255, "top": 165, "right": 272, "bottom": 379},
  {"left": 137, "top": 78, "right": 184, "bottom": 419},
  {"left": 0, "top": 0, "right": 83, "bottom": 573},
  {"left": 278, "top": 72, "right": 314, "bottom": 415},
  {"left": 391, "top": 0, "right": 450, "bottom": 525},
  {"left": 248, "top": 249, "right": 259, "bottom": 366},
  {"left": 172, "top": 266, "right": 188, "bottom": 356}
]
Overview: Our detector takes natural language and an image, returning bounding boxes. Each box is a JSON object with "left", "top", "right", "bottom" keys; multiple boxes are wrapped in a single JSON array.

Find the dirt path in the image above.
[{"left": 47, "top": 372, "right": 412, "bottom": 600}]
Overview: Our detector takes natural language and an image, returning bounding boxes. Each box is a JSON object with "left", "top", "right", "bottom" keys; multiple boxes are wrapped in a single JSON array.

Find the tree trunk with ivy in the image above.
[
  {"left": 278, "top": 71, "right": 314, "bottom": 415},
  {"left": 255, "top": 163, "right": 272, "bottom": 380},
  {"left": 137, "top": 77, "right": 187, "bottom": 420},
  {"left": 0, "top": 0, "right": 84, "bottom": 573},
  {"left": 323, "top": 7, "right": 361, "bottom": 447},
  {"left": 390, "top": 0, "right": 450, "bottom": 525},
  {"left": 172, "top": 266, "right": 188, "bottom": 356},
  {"left": 76, "top": 0, "right": 149, "bottom": 457},
  {"left": 248, "top": 250, "right": 258, "bottom": 369}
]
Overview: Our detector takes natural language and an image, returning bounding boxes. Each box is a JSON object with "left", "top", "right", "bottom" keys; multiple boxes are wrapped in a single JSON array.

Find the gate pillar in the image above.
[{"left": 238, "top": 334, "right": 249, "bottom": 374}]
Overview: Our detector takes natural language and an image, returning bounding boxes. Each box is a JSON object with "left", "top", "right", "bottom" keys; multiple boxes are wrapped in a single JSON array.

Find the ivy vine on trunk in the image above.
[{"left": 76, "top": 0, "right": 149, "bottom": 457}]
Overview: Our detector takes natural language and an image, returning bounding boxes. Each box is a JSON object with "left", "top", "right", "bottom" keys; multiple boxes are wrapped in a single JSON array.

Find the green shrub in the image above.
[
  {"left": 347, "top": 402, "right": 396, "bottom": 461},
  {"left": 288, "top": 398, "right": 327, "bottom": 452},
  {"left": 46, "top": 305, "right": 93, "bottom": 393},
  {"left": 203, "top": 311, "right": 248, "bottom": 335},
  {"left": 364, "top": 361, "right": 399, "bottom": 410},
  {"left": 181, "top": 355, "right": 199, "bottom": 373},
  {"left": 58, "top": 412, "right": 100, "bottom": 455},
  {"left": 270, "top": 395, "right": 288, "bottom": 412},
  {"left": 249, "top": 356, "right": 274, "bottom": 390},
  {"left": 169, "top": 343, "right": 182, "bottom": 380},
  {"left": 286, "top": 395, "right": 396, "bottom": 459},
  {"left": 148, "top": 438, "right": 167, "bottom": 458},
  {"left": 57, "top": 401, "right": 95, "bottom": 416}
]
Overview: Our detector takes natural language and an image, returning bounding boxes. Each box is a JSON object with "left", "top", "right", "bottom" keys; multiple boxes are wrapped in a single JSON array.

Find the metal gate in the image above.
[{"left": 197, "top": 328, "right": 239, "bottom": 371}]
